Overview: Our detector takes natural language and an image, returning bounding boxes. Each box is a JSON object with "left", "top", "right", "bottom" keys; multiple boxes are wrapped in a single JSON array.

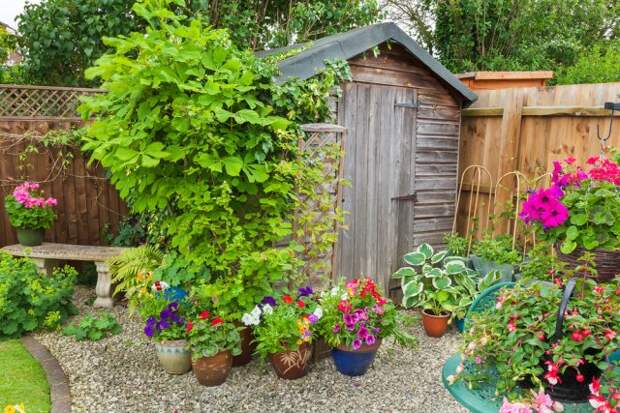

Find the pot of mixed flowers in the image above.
[
  {"left": 250, "top": 287, "right": 321, "bottom": 380},
  {"left": 318, "top": 277, "right": 416, "bottom": 376},
  {"left": 520, "top": 154, "right": 620, "bottom": 282},
  {"left": 144, "top": 301, "right": 191, "bottom": 375},
  {"left": 4, "top": 182, "right": 57, "bottom": 246},
  {"left": 452, "top": 276, "right": 619, "bottom": 410},
  {"left": 187, "top": 310, "right": 241, "bottom": 386}
]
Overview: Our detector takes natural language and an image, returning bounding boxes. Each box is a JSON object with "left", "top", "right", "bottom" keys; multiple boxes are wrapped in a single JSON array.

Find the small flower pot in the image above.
[
  {"left": 331, "top": 339, "right": 382, "bottom": 377},
  {"left": 232, "top": 325, "right": 254, "bottom": 367},
  {"left": 421, "top": 309, "right": 450, "bottom": 337},
  {"left": 193, "top": 350, "right": 232, "bottom": 386},
  {"left": 269, "top": 343, "right": 312, "bottom": 380},
  {"left": 155, "top": 339, "right": 191, "bottom": 375},
  {"left": 16, "top": 228, "right": 44, "bottom": 247}
]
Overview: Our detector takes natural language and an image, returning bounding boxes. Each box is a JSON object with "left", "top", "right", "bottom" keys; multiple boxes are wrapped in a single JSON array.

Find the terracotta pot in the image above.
[
  {"left": 421, "top": 309, "right": 450, "bottom": 337},
  {"left": 192, "top": 350, "right": 232, "bottom": 386},
  {"left": 155, "top": 339, "right": 191, "bottom": 375},
  {"left": 232, "top": 325, "right": 254, "bottom": 367},
  {"left": 269, "top": 343, "right": 312, "bottom": 380},
  {"left": 331, "top": 339, "right": 382, "bottom": 376}
]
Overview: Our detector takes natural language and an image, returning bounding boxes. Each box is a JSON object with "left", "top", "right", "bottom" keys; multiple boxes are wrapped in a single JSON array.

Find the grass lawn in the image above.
[{"left": 0, "top": 339, "right": 51, "bottom": 413}]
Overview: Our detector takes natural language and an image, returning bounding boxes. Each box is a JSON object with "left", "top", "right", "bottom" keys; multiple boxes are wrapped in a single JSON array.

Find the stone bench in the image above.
[{"left": 2, "top": 243, "right": 127, "bottom": 308}]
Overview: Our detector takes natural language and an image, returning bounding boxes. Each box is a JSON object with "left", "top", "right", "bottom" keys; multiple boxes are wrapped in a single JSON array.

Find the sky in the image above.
[{"left": 0, "top": 0, "right": 40, "bottom": 31}]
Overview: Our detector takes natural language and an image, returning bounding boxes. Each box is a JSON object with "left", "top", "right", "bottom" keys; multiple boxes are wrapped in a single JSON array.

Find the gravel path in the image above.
[{"left": 35, "top": 287, "right": 467, "bottom": 413}]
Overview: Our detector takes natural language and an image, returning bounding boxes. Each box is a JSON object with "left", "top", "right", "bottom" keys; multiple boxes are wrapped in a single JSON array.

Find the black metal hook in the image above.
[
  {"left": 597, "top": 102, "right": 620, "bottom": 145},
  {"left": 553, "top": 278, "right": 576, "bottom": 342}
]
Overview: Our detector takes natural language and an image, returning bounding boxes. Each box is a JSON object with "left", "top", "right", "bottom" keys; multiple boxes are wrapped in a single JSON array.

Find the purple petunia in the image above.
[
  {"left": 298, "top": 286, "right": 314, "bottom": 297},
  {"left": 332, "top": 324, "right": 341, "bottom": 333},
  {"left": 261, "top": 296, "right": 277, "bottom": 307},
  {"left": 365, "top": 335, "right": 376, "bottom": 345},
  {"left": 357, "top": 325, "right": 369, "bottom": 339},
  {"left": 352, "top": 339, "right": 362, "bottom": 350},
  {"left": 308, "top": 314, "right": 319, "bottom": 325},
  {"left": 144, "top": 317, "right": 157, "bottom": 338}
]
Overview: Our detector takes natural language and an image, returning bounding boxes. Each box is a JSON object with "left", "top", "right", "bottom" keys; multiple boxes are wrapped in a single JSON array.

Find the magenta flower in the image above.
[
  {"left": 332, "top": 324, "right": 341, "bottom": 333},
  {"left": 352, "top": 338, "right": 362, "bottom": 350},
  {"left": 365, "top": 334, "right": 376, "bottom": 345},
  {"left": 357, "top": 325, "right": 369, "bottom": 339}
]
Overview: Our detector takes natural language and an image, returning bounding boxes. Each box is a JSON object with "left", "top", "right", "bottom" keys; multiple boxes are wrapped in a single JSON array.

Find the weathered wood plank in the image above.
[
  {"left": 417, "top": 120, "right": 460, "bottom": 136},
  {"left": 416, "top": 150, "right": 458, "bottom": 164},
  {"left": 414, "top": 203, "right": 455, "bottom": 218}
]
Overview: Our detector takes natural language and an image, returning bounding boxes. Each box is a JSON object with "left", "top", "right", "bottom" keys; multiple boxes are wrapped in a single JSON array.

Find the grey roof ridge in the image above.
[{"left": 270, "top": 22, "right": 477, "bottom": 104}]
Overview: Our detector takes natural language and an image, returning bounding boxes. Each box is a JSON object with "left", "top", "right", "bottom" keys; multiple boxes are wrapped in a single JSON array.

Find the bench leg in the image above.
[
  {"left": 94, "top": 262, "right": 114, "bottom": 308},
  {"left": 31, "top": 258, "right": 49, "bottom": 275}
]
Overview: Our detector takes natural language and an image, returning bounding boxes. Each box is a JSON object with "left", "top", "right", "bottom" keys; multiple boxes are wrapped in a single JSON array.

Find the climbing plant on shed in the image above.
[{"left": 80, "top": 0, "right": 346, "bottom": 293}]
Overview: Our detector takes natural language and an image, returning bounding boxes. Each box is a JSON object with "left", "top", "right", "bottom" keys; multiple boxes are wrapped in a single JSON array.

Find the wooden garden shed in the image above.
[{"left": 262, "top": 23, "right": 477, "bottom": 288}]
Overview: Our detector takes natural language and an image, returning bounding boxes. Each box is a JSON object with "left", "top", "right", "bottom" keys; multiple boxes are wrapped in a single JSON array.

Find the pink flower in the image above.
[
  {"left": 604, "top": 329, "right": 616, "bottom": 341},
  {"left": 544, "top": 360, "right": 562, "bottom": 386},
  {"left": 499, "top": 398, "right": 533, "bottom": 413},
  {"left": 475, "top": 356, "right": 483, "bottom": 364}
]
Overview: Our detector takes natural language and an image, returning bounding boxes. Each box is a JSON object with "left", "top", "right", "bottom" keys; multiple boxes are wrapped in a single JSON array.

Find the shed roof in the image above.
[{"left": 257, "top": 22, "right": 477, "bottom": 104}]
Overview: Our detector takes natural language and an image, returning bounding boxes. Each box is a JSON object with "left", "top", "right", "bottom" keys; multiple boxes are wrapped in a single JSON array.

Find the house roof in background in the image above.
[{"left": 257, "top": 22, "right": 477, "bottom": 104}]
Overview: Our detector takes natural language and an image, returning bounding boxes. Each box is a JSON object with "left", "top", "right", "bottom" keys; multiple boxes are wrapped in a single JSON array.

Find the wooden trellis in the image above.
[
  {"left": 0, "top": 84, "right": 104, "bottom": 120},
  {"left": 296, "top": 123, "right": 346, "bottom": 286}
]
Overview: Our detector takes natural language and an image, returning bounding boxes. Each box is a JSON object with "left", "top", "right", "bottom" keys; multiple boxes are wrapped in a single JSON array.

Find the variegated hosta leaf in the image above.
[
  {"left": 430, "top": 250, "right": 448, "bottom": 264},
  {"left": 432, "top": 276, "right": 452, "bottom": 289},
  {"left": 417, "top": 243, "right": 434, "bottom": 259},
  {"left": 403, "top": 279, "right": 424, "bottom": 298},
  {"left": 423, "top": 267, "right": 443, "bottom": 278},
  {"left": 392, "top": 267, "right": 416, "bottom": 279},
  {"left": 403, "top": 251, "right": 426, "bottom": 266},
  {"left": 445, "top": 255, "right": 466, "bottom": 263},
  {"left": 403, "top": 295, "right": 420, "bottom": 309},
  {"left": 422, "top": 263, "right": 432, "bottom": 274},
  {"left": 445, "top": 260, "right": 467, "bottom": 275}
]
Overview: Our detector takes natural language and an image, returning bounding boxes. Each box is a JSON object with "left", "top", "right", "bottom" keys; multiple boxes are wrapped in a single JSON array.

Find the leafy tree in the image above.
[
  {"left": 16, "top": 0, "right": 143, "bottom": 86},
  {"left": 16, "top": 0, "right": 379, "bottom": 86},
  {"left": 555, "top": 41, "right": 620, "bottom": 85},
  {"left": 386, "top": 0, "right": 620, "bottom": 75}
]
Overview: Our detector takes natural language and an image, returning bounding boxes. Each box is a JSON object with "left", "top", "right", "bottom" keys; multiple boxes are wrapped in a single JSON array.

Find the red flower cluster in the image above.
[
  {"left": 589, "top": 377, "right": 619, "bottom": 413},
  {"left": 587, "top": 156, "right": 620, "bottom": 185},
  {"left": 359, "top": 279, "right": 387, "bottom": 305},
  {"left": 282, "top": 295, "right": 293, "bottom": 304},
  {"left": 570, "top": 328, "right": 591, "bottom": 342}
]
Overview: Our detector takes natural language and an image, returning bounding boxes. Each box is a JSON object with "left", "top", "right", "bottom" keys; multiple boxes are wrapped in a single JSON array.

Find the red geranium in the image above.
[
  {"left": 296, "top": 300, "right": 305, "bottom": 308},
  {"left": 186, "top": 320, "right": 193, "bottom": 333},
  {"left": 282, "top": 295, "right": 293, "bottom": 304},
  {"left": 211, "top": 317, "right": 223, "bottom": 327},
  {"left": 198, "top": 310, "right": 210, "bottom": 320},
  {"left": 338, "top": 300, "right": 351, "bottom": 313}
]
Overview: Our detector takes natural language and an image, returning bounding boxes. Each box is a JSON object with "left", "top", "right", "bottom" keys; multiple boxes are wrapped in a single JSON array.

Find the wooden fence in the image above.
[
  {"left": 457, "top": 82, "right": 620, "bottom": 238},
  {"left": 0, "top": 84, "right": 127, "bottom": 247}
]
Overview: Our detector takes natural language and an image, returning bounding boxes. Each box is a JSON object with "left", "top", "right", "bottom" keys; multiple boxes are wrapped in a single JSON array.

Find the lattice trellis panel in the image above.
[
  {"left": 296, "top": 123, "right": 347, "bottom": 286},
  {"left": 0, "top": 84, "right": 104, "bottom": 119}
]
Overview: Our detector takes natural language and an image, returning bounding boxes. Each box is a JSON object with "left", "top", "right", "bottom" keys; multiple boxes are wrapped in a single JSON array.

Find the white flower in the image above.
[
  {"left": 455, "top": 363, "right": 464, "bottom": 374},
  {"left": 250, "top": 305, "right": 262, "bottom": 319},
  {"left": 330, "top": 286, "right": 341, "bottom": 296},
  {"left": 241, "top": 313, "right": 260, "bottom": 326},
  {"left": 340, "top": 292, "right": 349, "bottom": 301},
  {"left": 151, "top": 280, "right": 169, "bottom": 292},
  {"left": 262, "top": 304, "right": 273, "bottom": 315},
  {"left": 313, "top": 306, "right": 323, "bottom": 319},
  {"left": 447, "top": 375, "right": 456, "bottom": 385}
]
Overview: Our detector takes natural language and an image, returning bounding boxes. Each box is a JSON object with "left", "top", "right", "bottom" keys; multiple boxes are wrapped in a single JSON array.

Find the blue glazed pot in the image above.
[
  {"left": 331, "top": 339, "right": 382, "bottom": 376},
  {"left": 455, "top": 318, "right": 465, "bottom": 333}
]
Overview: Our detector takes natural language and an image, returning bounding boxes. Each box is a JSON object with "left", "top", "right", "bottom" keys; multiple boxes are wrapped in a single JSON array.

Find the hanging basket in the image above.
[{"left": 556, "top": 244, "right": 620, "bottom": 282}]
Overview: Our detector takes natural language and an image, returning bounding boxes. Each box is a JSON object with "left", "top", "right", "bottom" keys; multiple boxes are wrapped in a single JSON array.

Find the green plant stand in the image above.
[{"left": 443, "top": 281, "right": 617, "bottom": 413}]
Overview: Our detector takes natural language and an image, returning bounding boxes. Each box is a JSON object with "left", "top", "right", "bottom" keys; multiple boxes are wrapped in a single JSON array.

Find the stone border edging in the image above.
[{"left": 21, "top": 335, "right": 71, "bottom": 413}]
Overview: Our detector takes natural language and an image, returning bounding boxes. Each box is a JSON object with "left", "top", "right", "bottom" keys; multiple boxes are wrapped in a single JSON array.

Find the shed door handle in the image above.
[{"left": 391, "top": 192, "right": 417, "bottom": 202}]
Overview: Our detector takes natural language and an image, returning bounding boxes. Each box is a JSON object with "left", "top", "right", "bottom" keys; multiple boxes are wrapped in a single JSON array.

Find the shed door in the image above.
[{"left": 336, "top": 82, "right": 417, "bottom": 289}]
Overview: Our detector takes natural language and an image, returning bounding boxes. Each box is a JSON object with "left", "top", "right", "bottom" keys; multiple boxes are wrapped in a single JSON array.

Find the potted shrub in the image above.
[
  {"left": 4, "top": 182, "right": 57, "bottom": 246},
  {"left": 452, "top": 277, "right": 619, "bottom": 407},
  {"left": 187, "top": 311, "right": 241, "bottom": 386},
  {"left": 252, "top": 289, "right": 321, "bottom": 379},
  {"left": 317, "top": 278, "right": 416, "bottom": 376},
  {"left": 393, "top": 243, "right": 498, "bottom": 337},
  {"left": 144, "top": 301, "right": 191, "bottom": 375},
  {"left": 520, "top": 154, "right": 620, "bottom": 282}
]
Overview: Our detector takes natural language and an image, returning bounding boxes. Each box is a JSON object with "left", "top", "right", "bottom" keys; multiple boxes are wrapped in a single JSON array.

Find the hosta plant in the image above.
[{"left": 392, "top": 243, "right": 499, "bottom": 318}]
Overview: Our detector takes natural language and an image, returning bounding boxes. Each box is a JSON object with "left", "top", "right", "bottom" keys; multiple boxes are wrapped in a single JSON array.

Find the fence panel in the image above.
[{"left": 457, "top": 82, "right": 620, "bottom": 238}]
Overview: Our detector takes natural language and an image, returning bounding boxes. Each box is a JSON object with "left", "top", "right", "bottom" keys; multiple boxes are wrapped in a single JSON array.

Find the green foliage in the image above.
[
  {"left": 456, "top": 279, "right": 620, "bottom": 396},
  {"left": 472, "top": 235, "right": 522, "bottom": 265},
  {"left": 253, "top": 293, "right": 320, "bottom": 358},
  {"left": 556, "top": 42, "right": 620, "bottom": 85},
  {"left": 108, "top": 245, "right": 163, "bottom": 312},
  {"left": 545, "top": 181, "right": 620, "bottom": 254},
  {"left": 0, "top": 26, "right": 17, "bottom": 65},
  {"left": 390, "top": 0, "right": 620, "bottom": 75},
  {"left": 16, "top": 0, "right": 143, "bottom": 86},
  {"left": 187, "top": 315, "right": 241, "bottom": 359},
  {"left": 393, "top": 243, "right": 500, "bottom": 319},
  {"left": 4, "top": 196, "right": 56, "bottom": 230},
  {"left": 62, "top": 312, "right": 122, "bottom": 341},
  {"left": 443, "top": 232, "right": 468, "bottom": 256},
  {"left": 519, "top": 242, "right": 558, "bottom": 281},
  {"left": 0, "top": 254, "right": 77, "bottom": 337},
  {"left": 81, "top": 1, "right": 346, "bottom": 320}
]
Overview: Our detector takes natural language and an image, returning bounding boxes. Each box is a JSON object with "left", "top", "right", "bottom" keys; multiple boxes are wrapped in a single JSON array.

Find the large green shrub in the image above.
[
  {"left": 80, "top": 1, "right": 345, "bottom": 318},
  {"left": 0, "top": 253, "right": 77, "bottom": 337}
]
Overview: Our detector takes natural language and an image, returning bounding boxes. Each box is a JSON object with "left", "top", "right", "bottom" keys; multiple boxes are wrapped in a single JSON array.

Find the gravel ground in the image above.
[{"left": 35, "top": 286, "right": 468, "bottom": 413}]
